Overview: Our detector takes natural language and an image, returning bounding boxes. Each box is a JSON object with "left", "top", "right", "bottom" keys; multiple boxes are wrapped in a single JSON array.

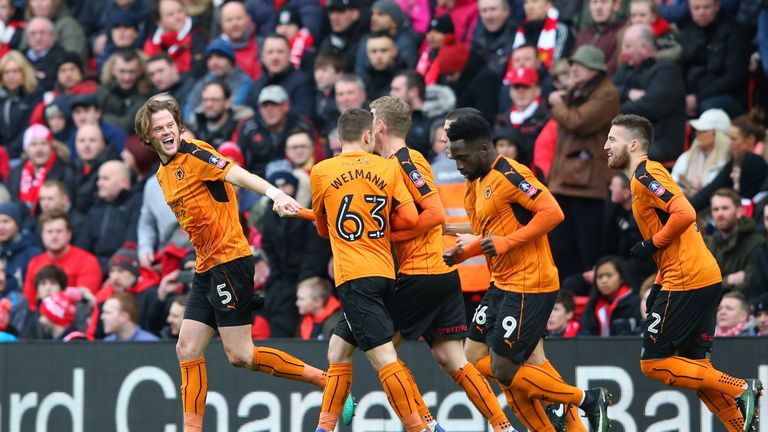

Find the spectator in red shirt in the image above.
[
  {"left": 143, "top": 0, "right": 207, "bottom": 78},
  {"left": 23, "top": 209, "right": 102, "bottom": 310},
  {"left": 295, "top": 277, "right": 341, "bottom": 340}
]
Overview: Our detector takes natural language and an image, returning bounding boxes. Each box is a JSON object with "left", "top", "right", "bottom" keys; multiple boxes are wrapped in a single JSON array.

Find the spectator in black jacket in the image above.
[
  {"left": 312, "top": 52, "right": 343, "bottom": 136},
  {"left": 237, "top": 85, "right": 316, "bottom": 178},
  {"left": 248, "top": 34, "right": 314, "bottom": 118},
  {"left": 75, "top": 161, "right": 141, "bottom": 273},
  {"left": 145, "top": 53, "right": 193, "bottom": 110},
  {"left": 67, "top": 124, "right": 121, "bottom": 213},
  {"left": 360, "top": 31, "right": 408, "bottom": 103},
  {"left": 187, "top": 80, "right": 252, "bottom": 149},
  {"left": 246, "top": 0, "right": 325, "bottom": 39},
  {"left": 579, "top": 256, "right": 642, "bottom": 336},
  {"left": 23, "top": 17, "right": 67, "bottom": 93},
  {"left": 7, "top": 124, "right": 70, "bottom": 215},
  {"left": 317, "top": 0, "right": 365, "bottom": 72},
  {"left": 469, "top": 0, "right": 516, "bottom": 77},
  {"left": 260, "top": 170, "right": 331, "bottom": 337},
  {"left": 0, "top": 50, "right": 42, "bottom": 159},
  {"left": 613, "top": 24, "right": 686, "bottom": 162},
  {"left": 389, "top": 70, "right": 432, "bottom": 158},
  {"left": 678, "top": 0, "right": 751, "bottom": 117}
]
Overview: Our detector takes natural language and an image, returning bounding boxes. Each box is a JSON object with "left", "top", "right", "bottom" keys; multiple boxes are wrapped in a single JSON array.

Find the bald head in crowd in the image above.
[
  {"left": 220, "top": 1, "right": 252, "bottom": 41},
  {"left": 75, "top": 124, "right": 106, "bottom": 166},
  {"left": 97, "top": 161, "right": 132, "bottom": 202},
  {"left": 26, "top": 17, "right": 57, "bottom": 54},
  {"left": 621, "top": 24, "right": 656, "bottom": 67}
]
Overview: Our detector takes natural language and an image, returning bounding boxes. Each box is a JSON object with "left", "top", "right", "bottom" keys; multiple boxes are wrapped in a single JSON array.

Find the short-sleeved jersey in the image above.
[
  {"left": 631, "top": 158, "right": 721, "bottom": 291},
  {"left": 465, "top": 156, "right": 558, "bottom": 293},
  {"left": 311, "top": 151, "right": 414, "bottom": 286},
  {"left": 392, "top": 147, "right": 452, "bottom": 275},
  {"left": 156, "top": 139, "right": 251, "bottom": 273}
]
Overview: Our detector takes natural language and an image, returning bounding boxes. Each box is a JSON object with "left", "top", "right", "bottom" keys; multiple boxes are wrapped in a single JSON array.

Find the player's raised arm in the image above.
[{"left": 224, "top": 164, "right": 301, "bottom": 216}]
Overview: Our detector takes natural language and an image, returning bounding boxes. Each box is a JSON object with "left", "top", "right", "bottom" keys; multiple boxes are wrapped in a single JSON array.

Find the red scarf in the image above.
[
  {"left": 593, "top": 284, "right": 632, "bottom": 336},
  {"left": 289, "top": 28, "right": 314, "bottom": 69},
  {"left": 416, "top": 47, "right": 441, "bottom": 85},
  {"left": 299, "top": 295, "right": 341, "bottom": 340},
  {"left": 716, "top": 321, "right": 749, "bottom": 337},
  {"left": 511, "top": 7, "right": 559, "bottom": 68},
  {"left": 650, "top": 17, "right": 671, "bottom": 37},
  {"left": 19, "top": 153, "right": 56, "bottom": 212}
]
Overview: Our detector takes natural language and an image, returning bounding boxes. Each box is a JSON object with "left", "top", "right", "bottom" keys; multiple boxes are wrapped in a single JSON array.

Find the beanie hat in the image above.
[
  {"left": 267, "top": 170, "right": 299, "bottom": 190},
  {"left": 56, "top": 51, "right": 84, "bottom": 74},
  {"left": 277, "top": 6, "right": 302, "bottom": 27},
  {"left": 436, "top": 43, "right": 469, "bottom": 75},
  {"left": 110, "top": 247, "right": 140, "bottom": 277},
  {"left": 23, "top": 123, "right": 53, "bottom": 152},
  {"left": 218, "top": 141, "right": 245, "bottom": 167},
  {"left": 205, "top": 38, "right": 236, "bottom": 63},
  {"left": 428, "top": 14, "right": 454, "bottom": 35},
  {"left": 0, "top": 298, "right": 11, "bottom": 331},
  {"left": 40, "top": 287, "right": 82, "bottom": 328},
  {"left": 372, "top": 0, "right": 405, "bottom": 28},
  {"left": 0, "top": 201, "right": 22, "bottom": 228},
  {"left": 124, "top": 135, "right": 158, "bottom": 177}
]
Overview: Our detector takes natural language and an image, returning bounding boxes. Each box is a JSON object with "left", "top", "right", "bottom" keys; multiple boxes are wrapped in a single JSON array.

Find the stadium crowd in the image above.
[{"left": 1, "top": 0, "right": 768, "bottom": 343}]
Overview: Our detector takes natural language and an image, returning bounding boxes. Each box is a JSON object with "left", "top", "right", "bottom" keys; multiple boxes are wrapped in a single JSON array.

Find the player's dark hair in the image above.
[
  {"left": 314, "top": 52, "right": 344, "bottom": 72},
  {"left": 202, "top": 79, "right": 232, "bottom": 101},
  {"left": 394, "top": 69, "right": 426, "bottom": 101},
  {"left": 34, "top": 264, "right": 68, "bottom": 290},
  {"left": 711, "top": 188, "right": 741, "bottom": 208},
  {"left": 337, "top": 108, "right": 373, "bottom": 143},
  {"left": 555, "top": 289, "right": 575, "bottom": 313},
  {"left": 445, "top": 113, "right": 491, "bottom": 149},
  {"left": 611, "top": 114, "right": 653, "bottom": 151},
  {"left": 445, "top": 107, "right": 483, "bottom": 122}
]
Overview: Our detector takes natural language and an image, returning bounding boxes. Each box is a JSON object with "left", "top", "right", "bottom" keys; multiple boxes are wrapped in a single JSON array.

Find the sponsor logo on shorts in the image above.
[
  {"left": 209, "top": 155, "right": 227, "bottom": 168},
  {"left": 518, "top": 180, "right": 538, "bottom": 197},
  {"left": 649, "top": 181, "right": 666, "bottom": 196},
  {"left": 436, "top": 325, "right": 468, "bottom": 335},
  {"left": 409, "top": 169, "right": 426, "bottom": 187}
]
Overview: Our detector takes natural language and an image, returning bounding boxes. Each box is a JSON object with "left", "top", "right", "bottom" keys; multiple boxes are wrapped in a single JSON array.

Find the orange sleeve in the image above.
[
  {"left": 490, "top": 190, "right": 565, "bottom": 255},
  {"left": 651, "top": 195, "right": 696, "bottom": 248},
  {"left": 390, "top": 194, "right": 446, "bottom": 242},
  {"left": 315, "top": 213, "right": 329, "bottom": 238},
  {"left": 455, "top": 237, "right": 484, "bottom": 263},
  {"left": 310, "top": 167, "right": 329, "bottom": 238},
  {"left": 297, "top": 208, "right": 316, "bottom": 221},
  {"left": 391, "top": 200, "right": 419, "bottom": 230}
]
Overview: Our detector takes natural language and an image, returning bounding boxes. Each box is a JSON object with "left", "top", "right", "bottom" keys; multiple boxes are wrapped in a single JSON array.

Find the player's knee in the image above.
[
  {"left": 491, "top": 361, "right": 517, "bottom": 386},
  {"left": 225, "top": 350, "right": 252, "bottom": 369},
  {"left": 176, "top": 337, "right": 202, "bottom": 361}
]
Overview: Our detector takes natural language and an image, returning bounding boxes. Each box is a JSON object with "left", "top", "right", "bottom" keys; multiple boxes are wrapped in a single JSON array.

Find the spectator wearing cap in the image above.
[
  {"left": 705, "top": 188, "right": 765, "bottom": 297},
  {"left": 22, "top": 0, "right": 86, "bottom": 63},
  {"left": 183, "top": 39, "right": 252, "bottom": 124},
  {"left": 246, "top": 0, "right": 324, "bottom": 40},
  {"left": 188, "top": 81, "right": 253, "bottom": 149},
  {"left": 23, "top": 209, "right": 102, "bottom": 311},
  {"left": 37, "top": 287, "right": 89, "bottom": 341},
  {"left": 494, "top": 66, "right": 549, "bottom": 167},
  {"left": 434, "top": 0, "right": 479, "bottom": 47},
  {"left": 0, "top": 51, "right": 43, "bottom": 160},
  {"left": 7, "top": 124, "right": 70, "bottom": 214},
  {"left": 275, "top": 6, "right": 316, "bottom": 74},
  {"left": 216, "top": 1, "right": 261, "bottom": 81},
  {"left": 23, "top": 17, "right": 68, "bottom": 93},
  {"left": 248, "top": 33, "right": 315, "bottom": 118},
  {"left": 317, "top": 0, "right": 366, "bottom": 72},
  {"left": 260, "top": 169, "right": 331, "bottom": 337},
  {"left": 0, "top": 201, "right": 43, "bottom": 296},
  {"left": 28, "top": 51, "right": 98, "bottom": 127},
  {"left": 312, "top": 52, "right": 344, "bottom": 136},
  {"left": 497, "top": 44, "right": 557, "bottom": 113},
  {"left": 101, "top": 292, "right": 159, "bottom": 341},
  {"left": 752, "top": 293, "right": 768, "bottom": 336},
  {"left": 145, "top": 53, "right": 193, "bottom": 109},
  {"left": 679, "top": 0, "right": 751, "bottom": 117},
  {"left": 390, "top": 70, "right": 433, "bottom": 158},
  {"left": 672, "top": 109, "right": 731, "bottom": 196},
  {"left": 355, "top": 0, "right": 420, "bottom": 74},
  {"left": 510, "top": 0, "right": 573, "bottom": 70},
  {"left": 546, "top": 44, "right": 619, "bottom": 281},
  {"left": 96, "top": 10, "right": 143, "bottom": 76},
  {"left": 416, "top": 14, "right": 455, "bottom": 85},
  {"left": 237, "top": 85, "right": 318, "bottom": 178},
  {"left": 88, "top": 247, "right": 162, "bottom": 339},
  {"left": 143, "top": 0, "right": 207, "bottom": 79},
  {"left": 67, "top": 93, "right": 127, "bottom": 157},
  {"left": 42, "top": 96, "right": 73, "bottom": 145},
  {"left": 360, "top": 31, "right": 408, "bottom": 102},
  {"left": 613, "top": 24, "right": 686, "bottom": 163},
  {"left": 93, "top": 0, "right": 153, "bottom": 59},
  {"left": 573, "top": 0, "right": 625, "bottom": 76},
  {"left": 97, "top": 48, "right": 151, "bottom": 134},
  {"left": 469, "top": 0, "right": 517, "bottom": 77},
  {"left": 75, "top": 160, "right": 141, "bottom": 273}
]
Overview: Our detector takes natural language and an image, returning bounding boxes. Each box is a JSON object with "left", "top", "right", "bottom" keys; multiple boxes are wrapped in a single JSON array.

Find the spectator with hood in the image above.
[
  {"left": 0, "top": 202, "right": 42, "bottom": 296},
  {"left": 317, "top": 0, "right": 366, "bottom": 72}
]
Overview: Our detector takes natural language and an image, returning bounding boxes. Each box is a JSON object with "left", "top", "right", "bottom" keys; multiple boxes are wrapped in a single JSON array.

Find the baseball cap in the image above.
[
  {"left": 506, "top": 67, "right": 539, "bottom": 87},
  {"left": 258, "top": 85, "right": 289, "bottom": 104},
  {"left": 690, "top": 108, "right": 731, "bottom": 134},
  {"left": 326, "top": 0, "right": 359, "bottom": 11},
  {"left": 428, "top": 14, "right": 454, "bottom": 34}
]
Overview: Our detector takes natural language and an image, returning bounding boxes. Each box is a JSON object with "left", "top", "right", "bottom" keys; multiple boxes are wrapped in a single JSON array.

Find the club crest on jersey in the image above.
[
  {"left": 519, "top": 180, "right": 538, "bottom": 197},
  {"left": 649, "top": 181, "right": 666, "bottom": 196},
  {"left": 485, "top": 186, "right": 492, "bottom": 199},
  {"left": 175, "top": 168, "right": 184, "bottom": 180},
  {"left": 409, "top": 169, "right": 426, "bottom": 187},
  {"left": 209, "top": 155, "right": 227, "bottom": 168}
]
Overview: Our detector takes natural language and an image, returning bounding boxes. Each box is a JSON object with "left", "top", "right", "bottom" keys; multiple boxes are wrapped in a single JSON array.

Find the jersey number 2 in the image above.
[{"left": 336, "top": 194, "right": 387, "bottom": 241}]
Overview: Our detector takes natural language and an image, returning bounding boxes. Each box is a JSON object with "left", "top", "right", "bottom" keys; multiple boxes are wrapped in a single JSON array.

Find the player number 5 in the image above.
[{"left": 216, "top": 283, "right": 232, "bottom": 305}]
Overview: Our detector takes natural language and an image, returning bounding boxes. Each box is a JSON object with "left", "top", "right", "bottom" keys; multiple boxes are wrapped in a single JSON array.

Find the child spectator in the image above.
[
  {"left": 38, "top": 287, "right": 89, "bottom": 341},
  {"left": 579, "top": 256, "right": 642, "bottom": 336},
  {"left": 547, "top": 289, "right": 580, "bottom": 338},
  {"left": 295, "top": 277, "right": 342, "bottom": 340}
]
